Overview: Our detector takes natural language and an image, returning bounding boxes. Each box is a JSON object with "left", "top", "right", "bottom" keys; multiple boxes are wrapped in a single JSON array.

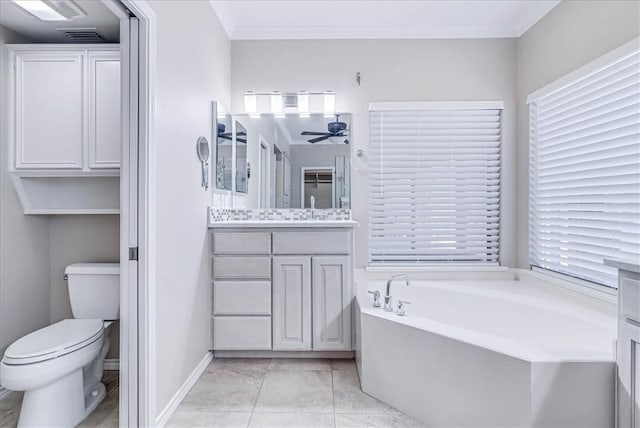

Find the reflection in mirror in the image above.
[
  {"left": 215, "top": 102, "right": 233, "bottom": 191},
  {"left": 233, "top": 113, "right": 351, "bottom": 209},
  {"left": 235, "top": 121, "right": 248, "bottom": 193}
]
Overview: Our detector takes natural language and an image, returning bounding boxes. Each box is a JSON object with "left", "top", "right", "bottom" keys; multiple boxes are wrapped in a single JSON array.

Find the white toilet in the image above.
[{"left": 0, "top": 263, "right": 119, "bottom": 428}]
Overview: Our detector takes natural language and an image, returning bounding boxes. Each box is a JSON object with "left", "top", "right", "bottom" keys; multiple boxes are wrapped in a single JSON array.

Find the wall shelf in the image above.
[{"left": 11, "top": 173, "right": 120, "bottom": 215}]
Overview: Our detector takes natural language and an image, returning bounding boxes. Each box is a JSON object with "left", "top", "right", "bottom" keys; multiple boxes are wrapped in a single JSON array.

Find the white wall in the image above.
[
  {"left": 0, "top": 25, "right": 51, "bottom": 358},
  {"left": 49, "top": 215, "right": 120, "bottom": 358},
  {"left": 515, "top": 0, "right": 640, "bottom": 268},
  {"left": 231, "top": 39, "right": 518, "bottom": 267},
  {"left": 147, "top": 0, "right": 231, "bottom": 417}
]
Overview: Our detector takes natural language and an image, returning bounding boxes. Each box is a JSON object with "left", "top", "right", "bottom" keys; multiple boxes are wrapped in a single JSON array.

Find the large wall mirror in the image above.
[
  {"left": 214, "top": 102, "right": 233, "bottom": 191},
  {"left": 234, "top": 113, "right": 351, "bottom": 209}
]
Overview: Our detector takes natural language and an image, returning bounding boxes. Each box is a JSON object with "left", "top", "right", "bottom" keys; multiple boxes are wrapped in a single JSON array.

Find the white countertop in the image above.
[
  {"left": 604, "top": 258, "right": 640, "bottom": 274},
  {"left": 208, "top": 220, "right": 359, "bottom": 228}
]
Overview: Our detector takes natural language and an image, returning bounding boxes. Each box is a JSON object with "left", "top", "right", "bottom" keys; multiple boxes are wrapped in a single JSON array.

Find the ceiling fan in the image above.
[
  {"left": 301, "top": 114, "right": 349, "bottom": 144},
  {"left": 217, "top": 123, "right": 247, "bottom": 144}
]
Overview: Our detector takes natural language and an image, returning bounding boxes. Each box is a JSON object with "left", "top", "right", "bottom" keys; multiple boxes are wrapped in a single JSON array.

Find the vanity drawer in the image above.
[
  {"left": 272, "top": 231, "right": 350, "bottom": 255},
  {"left": 213, "top": 316, "right": 272, "bottom": 350},
  {"left": 213, "top": 256, "right": 271, "bottom": 279},
  {"left": 213, "top": 281, "right": 271, "bottom": 315},
  {"left": 213, "top": 231, "right": 271, "bottom": 255}
]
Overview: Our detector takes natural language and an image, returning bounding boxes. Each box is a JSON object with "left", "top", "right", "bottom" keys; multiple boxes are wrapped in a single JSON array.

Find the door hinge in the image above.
[{"left": 129, "top": 247, "right": 138, "bottom": 261}]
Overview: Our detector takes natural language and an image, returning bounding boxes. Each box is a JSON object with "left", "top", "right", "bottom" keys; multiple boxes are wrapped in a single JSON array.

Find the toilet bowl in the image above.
[{"left": 0, "top": 263, "right": 119, "bottom": 427}]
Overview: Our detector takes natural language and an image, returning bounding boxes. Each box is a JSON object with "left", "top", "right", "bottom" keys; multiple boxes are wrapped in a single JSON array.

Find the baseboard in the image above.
[
  {"left": 213, "top": 350, "right": 355, "bottom": 359},
  {"left": 0, "top": 387, "right": 12, "bottom": 400},
  {"left": 155, "top": 351, "right": 212, "bottom": 427},
  {"left": 104, "top": 358, "right": 120, "bottom": 371}
]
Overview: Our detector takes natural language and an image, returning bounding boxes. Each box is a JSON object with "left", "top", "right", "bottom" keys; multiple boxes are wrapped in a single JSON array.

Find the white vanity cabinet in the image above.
[
  {"left": 9, "top": 45, "right": 121, "bottom": 172},
  {"left": 211, "top": 226, "right": 354, "bottom": 353},
  {"left": 271, "top": 255, "right": 351, "bottom": 351},
  {"left": 606, "top": 259, "right": 640, "bottom": 428}
]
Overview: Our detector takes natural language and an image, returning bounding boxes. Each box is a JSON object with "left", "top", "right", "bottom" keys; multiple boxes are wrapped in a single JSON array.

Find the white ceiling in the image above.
[
  {"left": 0, "top": 0, "right": 119, "bottom": 43},
  {"left": 210, "top": 0, "right": 560, "bottom": 40}
]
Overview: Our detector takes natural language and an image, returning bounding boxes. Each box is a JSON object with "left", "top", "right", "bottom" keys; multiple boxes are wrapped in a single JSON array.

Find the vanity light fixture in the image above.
[
  {"left": 270, "top": 92, "right": 284, "bottom": 118},
  {"left": 242, "top": 91, "right": 337, "bottom": 117},
  {"left": 244, "top": 92, "right": 259, "bottom": 118},
  {"left": 11, "top": 0, "right": 85, "bottom": 21},
  {"left": 297, "top": 91, "right": 310, "bottom": 118},
  {"left": 323, "top": 91, "right": 336, "bottom": 118}
]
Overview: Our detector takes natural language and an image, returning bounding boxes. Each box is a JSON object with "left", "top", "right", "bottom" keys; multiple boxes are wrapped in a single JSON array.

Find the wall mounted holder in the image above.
[{"left": 197, "top": 136, "right": 210, "bottom": 190}]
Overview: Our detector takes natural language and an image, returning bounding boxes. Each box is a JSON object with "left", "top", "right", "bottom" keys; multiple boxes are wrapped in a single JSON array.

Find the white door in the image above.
[
  {"left": 312, "top": 256, "right": 351, "bottom": 351},
  {"left": 88, "top": 50, "right": 121, "bottom": 169},
  {"left": 14, "top": 51, "right": 84, "bottom": 169},
  {"left": 272, "top": 256, "right": 311, "bottom": 350}
]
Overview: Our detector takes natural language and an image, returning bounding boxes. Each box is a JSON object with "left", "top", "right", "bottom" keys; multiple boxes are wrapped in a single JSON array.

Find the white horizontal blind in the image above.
[
  {"left": 369, "top": 107, "right": 502, "bottom": 265},
  {"left": 529, "top": 49, "right": 640, "bottom": 288}
]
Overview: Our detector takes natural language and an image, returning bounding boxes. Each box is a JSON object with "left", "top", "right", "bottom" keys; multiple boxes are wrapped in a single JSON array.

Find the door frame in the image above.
[
  {"left": 300, "top": 166, "right": 336, "bottom": 209},
  {"left": 258, "top": 135, "right": 270, "bottom": 208},
  {"left": 101, "top": 0, "right": 156, "bottom": 426}
]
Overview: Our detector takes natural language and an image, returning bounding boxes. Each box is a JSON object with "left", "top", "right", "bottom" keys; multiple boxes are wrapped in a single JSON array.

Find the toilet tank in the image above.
[{"left": 65, "top": 263, "right": 120, "bottom": 320}]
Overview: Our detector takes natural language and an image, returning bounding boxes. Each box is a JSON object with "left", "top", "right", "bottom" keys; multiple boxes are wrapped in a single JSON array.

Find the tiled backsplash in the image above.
[{"left": 208, "top": 208, "right": 351, "bottom": 223}]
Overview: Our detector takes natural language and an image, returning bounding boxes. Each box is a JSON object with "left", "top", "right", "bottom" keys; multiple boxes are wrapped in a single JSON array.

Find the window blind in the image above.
[
  {"left": 529, "top": 48, "right": 640, "bottom": 288},
  {"left": 368, "top": 104, "right": 502, "bottom": 265}
]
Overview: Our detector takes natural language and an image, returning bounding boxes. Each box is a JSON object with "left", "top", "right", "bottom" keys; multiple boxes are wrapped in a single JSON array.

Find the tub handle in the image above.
[
  {"left": 397, "top": 300, "right": 411, "bottom": 316},
  {"left": 367, "top": 290, "right": 381, "bottom": 308}
]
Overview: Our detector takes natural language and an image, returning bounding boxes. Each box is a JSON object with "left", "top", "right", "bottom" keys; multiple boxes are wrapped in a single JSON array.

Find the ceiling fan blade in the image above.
[
  {"left": 301, "top": 131, "right": 330, "bottom": 136},
  {"left": 308, "top": 135, "right": 329, "bottom": 143}
]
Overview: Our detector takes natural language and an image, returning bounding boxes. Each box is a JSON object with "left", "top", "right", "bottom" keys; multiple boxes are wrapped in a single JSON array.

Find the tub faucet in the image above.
[{"left": 384, "top": 274, "right": 410, "bottom": 312}]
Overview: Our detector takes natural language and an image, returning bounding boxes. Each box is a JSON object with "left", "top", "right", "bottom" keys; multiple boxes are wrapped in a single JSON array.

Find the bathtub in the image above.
[{"left": 355, "top": 271, "right": 617, "bottom": 427}]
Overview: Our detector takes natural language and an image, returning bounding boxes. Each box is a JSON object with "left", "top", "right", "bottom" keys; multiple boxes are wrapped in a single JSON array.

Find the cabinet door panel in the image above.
[
  {"left": 15, "top": 52, "right": 84, "bottom": 169},
  {"left": 273, "top": 256, "right": 311, "bottom": 350},
  {"left": 88, "top": 51, "right": 121, "bottom": 169},
  {"left": 312, "top": 256, "right": 351, "bottom": 351}
]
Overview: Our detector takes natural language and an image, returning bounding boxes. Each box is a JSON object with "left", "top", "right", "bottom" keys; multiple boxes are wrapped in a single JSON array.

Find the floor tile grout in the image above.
[{"left": 247, "top": 357, "right": 271, "bottom": 428}]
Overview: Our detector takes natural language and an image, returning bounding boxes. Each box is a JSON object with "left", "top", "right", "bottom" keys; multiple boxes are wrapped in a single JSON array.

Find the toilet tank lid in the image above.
[{"left": 65, "top": 263, "right": 120, "bottom": 275}]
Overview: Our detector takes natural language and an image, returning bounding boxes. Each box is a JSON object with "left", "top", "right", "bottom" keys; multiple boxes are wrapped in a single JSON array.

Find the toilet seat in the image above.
[{"left": 3, "top": 319, "right": 104, "bottom": 366}]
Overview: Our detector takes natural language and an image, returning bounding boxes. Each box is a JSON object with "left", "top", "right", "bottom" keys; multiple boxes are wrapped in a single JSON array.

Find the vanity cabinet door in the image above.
[
  {"left": 273, "top": 256, "right": 311, "bottom": 350},
  {"left": 312, "top": 256, "right": 351, "bottom": 351}
]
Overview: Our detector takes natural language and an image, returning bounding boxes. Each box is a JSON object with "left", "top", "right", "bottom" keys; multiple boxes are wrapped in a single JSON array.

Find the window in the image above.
[
  {"left": 528, "top": 41, "right": 640, "bottom": 288},
  {"left": 368, "top": 102, "right": 503, "bottom": 265}
]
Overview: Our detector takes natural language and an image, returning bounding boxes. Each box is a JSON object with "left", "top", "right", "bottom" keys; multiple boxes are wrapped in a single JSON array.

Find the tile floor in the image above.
[
  {"left": 167, "top": 358, "right": 426, "bottom": 428},
  {"left": 0, "top": 370, "right": 119, "bottom": 428},
  {"left": 0, "top": 359, "right": 426, "bottom": 427}
]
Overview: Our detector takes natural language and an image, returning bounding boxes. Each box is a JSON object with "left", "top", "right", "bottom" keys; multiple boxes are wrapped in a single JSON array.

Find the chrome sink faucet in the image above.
[{"left": 384, "top": 274, "right": 410, "bottom": 312}]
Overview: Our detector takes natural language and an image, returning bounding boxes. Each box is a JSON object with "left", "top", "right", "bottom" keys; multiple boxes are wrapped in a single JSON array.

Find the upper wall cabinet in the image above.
[
  {"left": 7, "top": 45, "right": 121, "bottom": 215},
  {"left": 9, "top": 45, "right": 121, "bottom": 172}
]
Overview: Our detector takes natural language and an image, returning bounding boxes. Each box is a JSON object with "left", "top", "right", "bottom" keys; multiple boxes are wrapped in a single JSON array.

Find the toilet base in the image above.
[{"left": 13, "top": 324, "right": 112, "bottom": 427}]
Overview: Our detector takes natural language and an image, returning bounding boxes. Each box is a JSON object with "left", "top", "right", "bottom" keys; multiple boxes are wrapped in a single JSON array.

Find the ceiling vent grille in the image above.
[{"left": 57, "top": 28, "right": 106, "bottom": 43}]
